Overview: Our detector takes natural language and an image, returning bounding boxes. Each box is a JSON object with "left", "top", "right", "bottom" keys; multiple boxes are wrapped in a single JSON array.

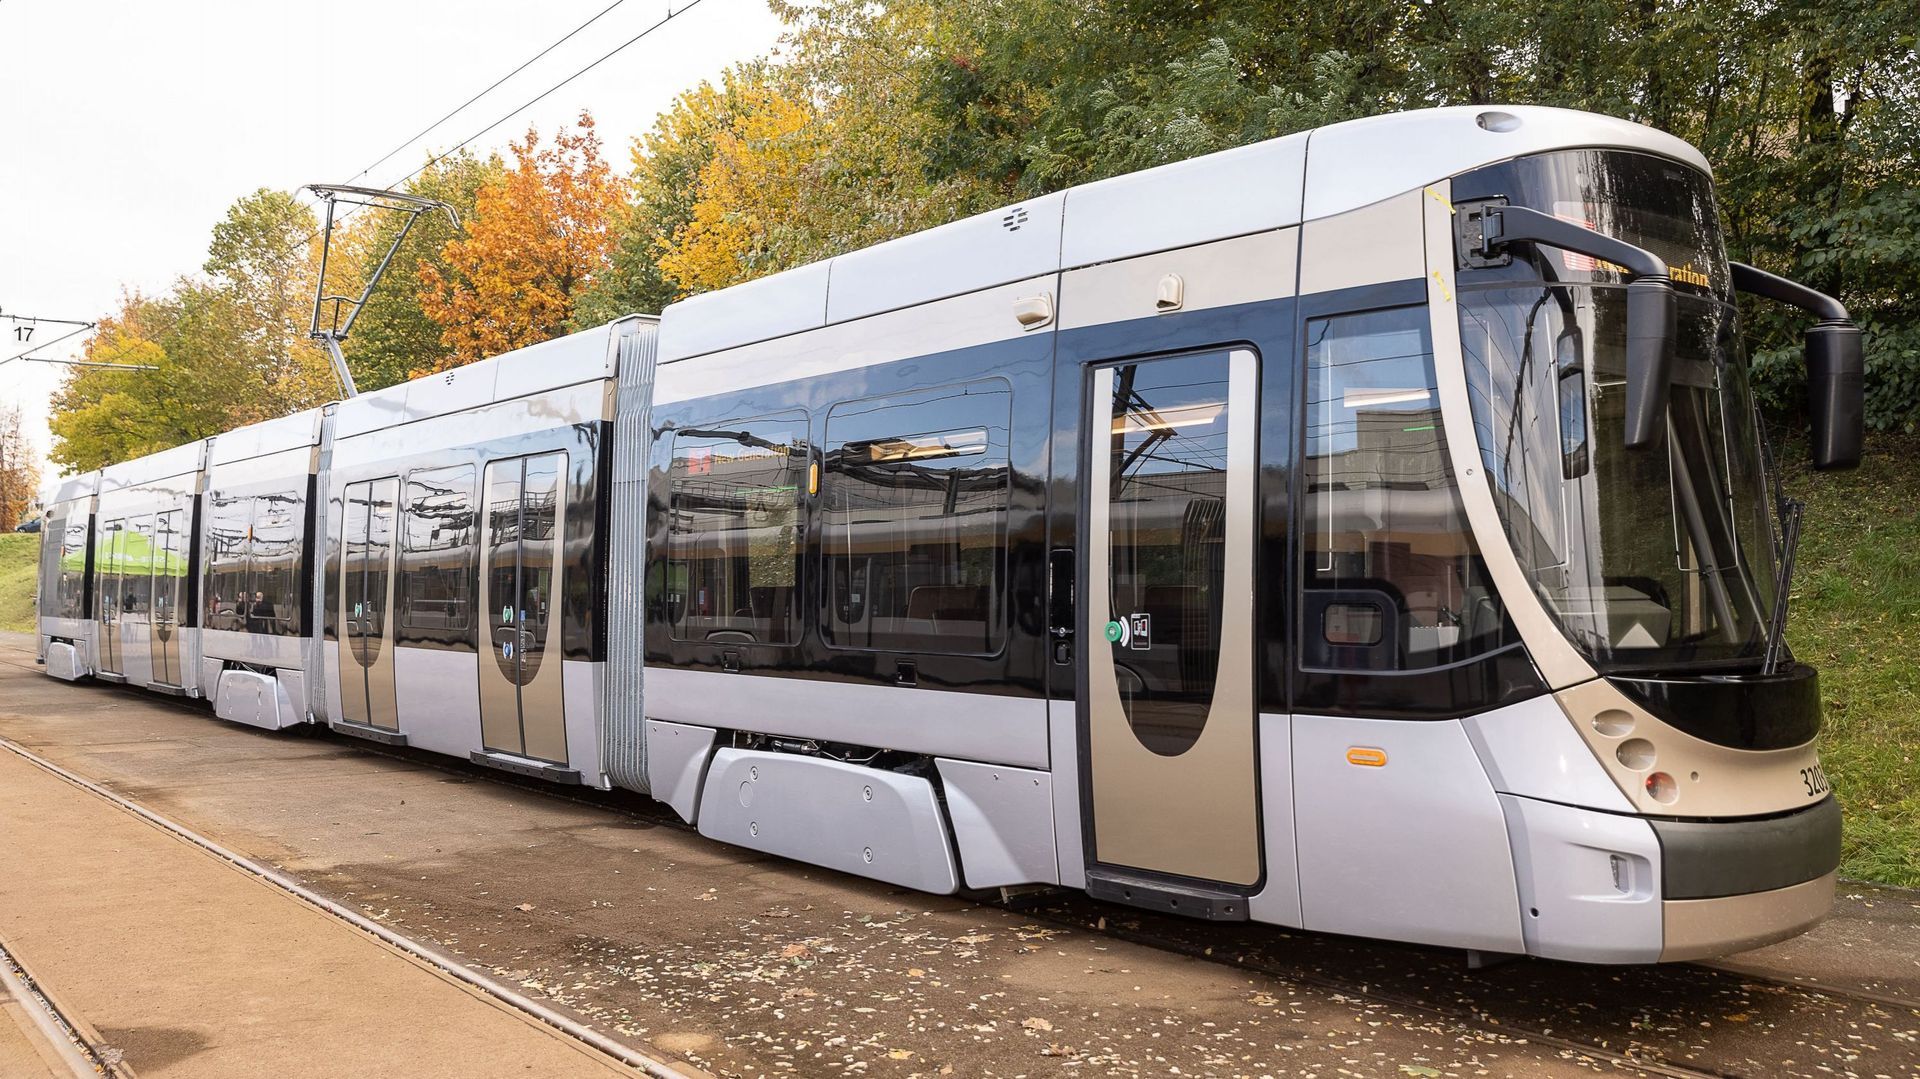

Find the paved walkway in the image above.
[{"left": 0, "top": 740, "right": 649, "bottom": 1077}]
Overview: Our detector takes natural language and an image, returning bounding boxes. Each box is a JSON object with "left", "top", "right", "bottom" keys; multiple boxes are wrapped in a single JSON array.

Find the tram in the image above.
[{"left": 35, "top": 105, "right": 1862, "bottom": 963}]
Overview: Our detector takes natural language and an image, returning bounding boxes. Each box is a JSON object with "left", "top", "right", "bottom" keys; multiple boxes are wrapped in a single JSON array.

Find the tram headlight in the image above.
[{"left": 1645, "top": 771, "right": 1678, "bottom": 804}]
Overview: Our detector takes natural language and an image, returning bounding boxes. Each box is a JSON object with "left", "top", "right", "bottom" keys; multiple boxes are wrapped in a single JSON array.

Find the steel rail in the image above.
[
  {"left": 0, "top": 940, "right": 107, "bottom": 1078},
  {"left": 10, "top": 654, "right": 1917, "bottom": 1068},
  {"left": 0, "top": 734, "right": 696, "bottom": 1079}
]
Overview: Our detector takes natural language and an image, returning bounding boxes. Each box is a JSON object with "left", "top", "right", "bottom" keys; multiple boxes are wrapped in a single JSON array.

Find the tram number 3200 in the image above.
[{"left": 1800, "top": 763, "right": 1831, "bottom": 798}]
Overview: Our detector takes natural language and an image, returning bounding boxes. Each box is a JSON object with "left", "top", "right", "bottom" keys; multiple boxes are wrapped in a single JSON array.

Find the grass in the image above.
[
  {"left": 1782, "top": 432, "right": 1920, "bottom": 886},
  {"left": 0, "top": 439, "right": 1912, "bottom": 882},
  {"left": 0, "top": 533, "right": 40, "bottom": 634}
]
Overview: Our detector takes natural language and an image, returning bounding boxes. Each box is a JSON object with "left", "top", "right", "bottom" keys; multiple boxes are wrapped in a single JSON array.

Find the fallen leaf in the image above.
[
  {"left": 1398, "top": 1067, "right": 1442, "bottom": 1078},
  {"left": 908, "top": 968, "right": 925, "bottom": 977},
  {"left": 781, "top": 943, "right": 811, "bottom": 959},
  {"left": 1724, "top": 1012, "right": 1751, "bottom": 1022},
  {"left": 513, "top": 903, "right": 535, "bottom": 912},
  {"left": 887, "top": 1049, "right": 914, "bottom": 1060},
  {"left": 1021, "top": 1017, "right": 1055, "bottom": 1032}
]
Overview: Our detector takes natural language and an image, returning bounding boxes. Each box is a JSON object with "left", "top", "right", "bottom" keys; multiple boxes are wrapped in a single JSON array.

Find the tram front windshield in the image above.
[{"left": 1456, "top": 150, "right": 1779, "bottom": 674}]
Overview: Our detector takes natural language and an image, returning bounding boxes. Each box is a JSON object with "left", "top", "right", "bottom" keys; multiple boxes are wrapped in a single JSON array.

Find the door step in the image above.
[
  {"left": 147, "top": 681, "right": 188, "bottom": 697},
  {"left": 1084, "top": 868, "right": 1251, "bottom": 922},
  {"left": 332, "top": 721, "right": 408, "bottom": 747},
  {"left": 95, "top": 671, "right": 127, "bottom": 685},
  {"left": 469, "top": 751, "right": 581, "bottom": 785}
]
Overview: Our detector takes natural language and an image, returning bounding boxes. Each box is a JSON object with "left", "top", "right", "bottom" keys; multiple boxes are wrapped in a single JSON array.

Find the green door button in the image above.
[{"left": 1103, "top": 620, "right": 1124, "bottom": 643}]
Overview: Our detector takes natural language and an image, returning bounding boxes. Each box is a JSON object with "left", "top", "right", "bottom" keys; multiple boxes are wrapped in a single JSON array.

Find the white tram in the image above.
[{"left": 36, "top": 106, "right": 1863, "bottom": 963}]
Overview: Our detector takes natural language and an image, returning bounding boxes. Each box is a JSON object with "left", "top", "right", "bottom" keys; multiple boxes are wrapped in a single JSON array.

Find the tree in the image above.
[
  {"left": 343, "top": 151, "right": 505, "bottom": 390},
  {"left": 203, "top": 189, "right": 338, "bottom": 410},
  {"left": 417, "top": 113, "right": 627, "bottom": 372},
  {"left": 0, "top": 403, "right": 39, "bottom": 531}
]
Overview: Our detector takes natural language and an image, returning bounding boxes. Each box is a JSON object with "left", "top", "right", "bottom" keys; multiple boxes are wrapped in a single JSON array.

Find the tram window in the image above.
[
  {"left": 665, "top": 413, "right": 806, "bottom": 645},
  {"left": 205, "top": 492, "right": 252, "bottom": 632},
  {"left": 402, "top": 465, "right": 477, "bottom": 637},
  {"left": 55, "top": 515, "right": 88, "bottom": 618},
  {"left": 250, "top": 488, "right": 303, "bottom": 636},
  {"left": 821, "top": 381, "right": 1012, "bottom": 655},
  {"left": 1301, "top": 306, "right": 1512, "bottom": 672}
]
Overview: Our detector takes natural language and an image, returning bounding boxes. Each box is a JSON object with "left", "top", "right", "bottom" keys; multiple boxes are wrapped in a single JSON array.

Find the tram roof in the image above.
[{"left": 657, "top": 104, "right": 1711, "bottom": 364}]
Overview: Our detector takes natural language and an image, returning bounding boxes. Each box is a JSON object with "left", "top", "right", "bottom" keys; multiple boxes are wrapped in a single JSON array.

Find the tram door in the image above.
[
  {"left": 96, "top": 520, "right": 123, "bottom": 675},
  {"left": 478, "top": 453, "right": 568, "bottom": 764},
  {"left": 149, "top": 510, "right": 187, "bottom": 685},
  {"left": 339, "top": 478, "right": 401, "bottom": 730},
  {"left": 1080, "top": 349, "right": 1262, "bottom": 887}
]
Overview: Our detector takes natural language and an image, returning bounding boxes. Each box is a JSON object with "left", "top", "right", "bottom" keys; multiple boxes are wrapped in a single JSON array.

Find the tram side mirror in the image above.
[
  {"left": 1805, "top": 321, "right": 1864, "bottom": 470},
  {"left": 1622, "top": 278, "right": 1677, "bottom": 450}
]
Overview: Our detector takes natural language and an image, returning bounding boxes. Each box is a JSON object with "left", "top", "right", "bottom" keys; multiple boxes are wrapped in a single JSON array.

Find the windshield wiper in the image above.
[{"left": 1756, "top": 412, "right": 1805, "bottom": 674}]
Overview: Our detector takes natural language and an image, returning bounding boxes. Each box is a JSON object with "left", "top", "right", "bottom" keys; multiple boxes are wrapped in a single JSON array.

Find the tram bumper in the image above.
[
  {"left": 1650, "top": 796, "right": 1841, "bottom": 961},
  {"left": 1500, "top": 794, "right": 1841, "bottom": 964}
]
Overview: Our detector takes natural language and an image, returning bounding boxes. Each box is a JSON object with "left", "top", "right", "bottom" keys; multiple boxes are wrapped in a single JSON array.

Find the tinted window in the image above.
[
  {"left": 205, "top": 492, "right": 251, "bottom": 631},
  {"left": 821, "top": 381, "right": 1011, "bottom": 655},
  {"left": 250, "top": 492, "right": 302, "bottom": 635},
  {"left": 1301, "top": 306, "right": 1514, "bottom": 672},
  {"left": 665, "top": 414, "right": 806, "bottom": 646},
  {"left": 402, "top": 465, "right": 477, "bottom": 640}
]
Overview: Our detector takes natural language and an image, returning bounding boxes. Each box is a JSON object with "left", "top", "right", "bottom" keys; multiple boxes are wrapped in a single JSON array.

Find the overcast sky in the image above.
[{"left": 0, "top": 0, "right": 787, "bottom": 484}]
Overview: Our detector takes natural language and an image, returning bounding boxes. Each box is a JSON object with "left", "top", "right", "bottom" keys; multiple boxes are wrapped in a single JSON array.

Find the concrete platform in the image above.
[{"left": 0, "top": 733, "right": 646, "bottom": 1077}]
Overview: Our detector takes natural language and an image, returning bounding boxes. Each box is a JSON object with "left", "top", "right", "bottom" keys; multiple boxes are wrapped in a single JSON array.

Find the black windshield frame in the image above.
[{"left": 1453, "top": 150, "right": 1781, "bottom": 675}]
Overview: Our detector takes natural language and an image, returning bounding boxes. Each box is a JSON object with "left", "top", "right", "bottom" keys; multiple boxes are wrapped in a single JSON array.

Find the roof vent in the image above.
[{"left": 1002, "top": 207, "right": 1030, "bottom": 232}]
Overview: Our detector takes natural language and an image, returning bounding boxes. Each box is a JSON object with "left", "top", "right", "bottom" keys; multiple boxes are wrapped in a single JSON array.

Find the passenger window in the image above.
[
  {"left": 57, "top": 517, "right": 88, "bottom": 618},
  {"left": 402, "top": 465, "right": 478, "bottom": 637},
  {"left": 821, "top": 381, "right": 1011, "bottom": 655},
  {"left": 205, "top": 493, "right": 253, "bottom": 632},
  {"left": 250, "top": 490, "right": 302, "bottom": 636},
  {"left": 665, "top": 414, "right": 806, "bottom": 646},
  {"left": 1301, "top": 305, "right": 1512, "bottom": 672}
]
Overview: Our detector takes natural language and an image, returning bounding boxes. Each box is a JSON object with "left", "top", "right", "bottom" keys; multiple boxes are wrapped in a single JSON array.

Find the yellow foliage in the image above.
[
  {"left": 656, "top": 76, "right": 821, "bottom": 294},
  {"left": 417, "top": 113, "right": 627, "bottom": 373}
]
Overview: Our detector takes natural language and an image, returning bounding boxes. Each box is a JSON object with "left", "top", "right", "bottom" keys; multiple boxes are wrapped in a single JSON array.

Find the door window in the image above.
[{"left": 1101, "top": 353, "right": 1233, "bottom": 755}]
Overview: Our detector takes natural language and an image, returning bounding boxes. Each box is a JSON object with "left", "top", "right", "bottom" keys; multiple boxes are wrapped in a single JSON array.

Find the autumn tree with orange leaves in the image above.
[{"left": 417, "top": 113, "right": 626, "bottom": 374}]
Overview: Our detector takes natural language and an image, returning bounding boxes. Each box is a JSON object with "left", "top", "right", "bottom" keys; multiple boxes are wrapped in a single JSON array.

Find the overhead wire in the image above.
[
  {"left": 336, "top": 0, "right": 638, "bottom": 192},
  {"left": 304, "top": 0, "right": 711, "bottom": 249}
]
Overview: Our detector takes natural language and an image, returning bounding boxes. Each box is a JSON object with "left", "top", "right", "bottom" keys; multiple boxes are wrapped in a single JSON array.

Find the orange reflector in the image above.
[
  {"left": 808, "top": 461, "right": 820, "bottom": 495},
  {"left": 1346, "top": 747, "right": 1387, "bottom": 767}
]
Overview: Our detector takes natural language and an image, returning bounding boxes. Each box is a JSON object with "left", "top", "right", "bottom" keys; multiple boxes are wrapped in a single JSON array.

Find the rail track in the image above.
[{"left": 8, "top": 658, "right": 1916, "bottom": 1078}]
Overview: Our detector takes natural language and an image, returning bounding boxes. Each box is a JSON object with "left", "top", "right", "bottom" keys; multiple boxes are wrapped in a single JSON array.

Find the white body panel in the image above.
[
  {"left": 698, "top": 748, "right": 960, "bottom": 894},
  {"left": 1498, "top": 794, "right": 1663, "bottom": 964},
  {"left": 935, "top": 758, "right": 1058, "bottom": 889},
  {"left": 1248, "top": 712, "right": 1303, "bottom": 928},
  {"left": 826, "top": 191, "right": 1067, "bottom": 324},
  {"left": 644, "top": 720, "right": 718, "bottom": 824},
  {"left": 1059, "top": 133, "right": 1307, "bottom": 267},
  {"left": 1462, "top": 695, "right": 1634, "bottom": 812},
  {"left": 44, "top": 641, "right": 83, "bottom": 681},
  {"left": 646, "top": 666, "right": 1050, "bottom": 770},
  {"left": 655, "top": 105, "right": 1704, "bottom": 363},
  {"left": 1302, "top": 105, "right": 1710, "bottom": 221},
  {"left": 1046, "top": 700, "right": 1087, "bottom": 890},
  {"left": 212, "top": 669, "right": 302, "bottom": 731},
  {"left": 1292, "top": 715, "right": 1524, "bottom": 952}
]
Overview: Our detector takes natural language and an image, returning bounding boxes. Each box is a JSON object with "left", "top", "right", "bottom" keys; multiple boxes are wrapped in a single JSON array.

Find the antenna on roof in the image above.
[{"left": 305, "top": 183, "right": 460, "bottom": 397}]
